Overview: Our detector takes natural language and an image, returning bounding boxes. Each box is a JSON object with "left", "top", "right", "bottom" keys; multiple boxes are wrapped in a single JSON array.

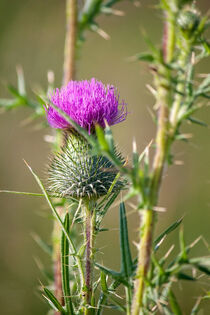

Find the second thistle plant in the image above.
[{"left": 45, "top": 78, "right": 127, "bottom": 312}]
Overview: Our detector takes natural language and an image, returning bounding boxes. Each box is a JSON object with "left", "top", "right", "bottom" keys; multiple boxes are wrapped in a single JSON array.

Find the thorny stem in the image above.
[
  {"left": 131, "top": 6, "right": 177, "bottom": 314},
  {"left": 84, "top": 202, "right": 96, "bottom": 314},
  {"left": 63, "top": 0, "right": 78, "bottom": 85},
  {"left": 169, "top": 43, "right": 191, "bottom": 130}
]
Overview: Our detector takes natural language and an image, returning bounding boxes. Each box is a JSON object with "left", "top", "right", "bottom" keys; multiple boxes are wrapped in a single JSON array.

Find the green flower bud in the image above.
[
  {"left": 178, "top": 10, "right": 200, "bottom": 37},
  {"left": 47, "top": 132, "right": 125, "bottom": 200}
]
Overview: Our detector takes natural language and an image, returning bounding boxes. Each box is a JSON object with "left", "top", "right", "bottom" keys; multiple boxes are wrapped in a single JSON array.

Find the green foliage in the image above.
[{"left": 1, "top": 0, "right": 210, "bottom": 314}]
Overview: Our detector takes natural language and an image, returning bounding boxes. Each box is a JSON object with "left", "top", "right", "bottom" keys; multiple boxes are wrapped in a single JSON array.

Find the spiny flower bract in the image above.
[
  {"left": 46, "top": 78, "right": 127, "bottom": 132},
  {"left": 47, "top": 133, "right": 125, "bottom": 199}
]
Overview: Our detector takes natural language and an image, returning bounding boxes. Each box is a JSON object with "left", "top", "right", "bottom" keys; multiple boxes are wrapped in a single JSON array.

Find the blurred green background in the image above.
[{"left": 0, "top": 0, "right": 210, "bottom": 314}]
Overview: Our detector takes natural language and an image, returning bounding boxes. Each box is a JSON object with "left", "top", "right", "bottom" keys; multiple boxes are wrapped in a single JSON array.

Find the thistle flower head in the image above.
[
  {"left": 46, "top": 78, "right": 127, "bottom": 132},
  {"left": 47, "top": 133, "right": 125, "bottom": 199}
]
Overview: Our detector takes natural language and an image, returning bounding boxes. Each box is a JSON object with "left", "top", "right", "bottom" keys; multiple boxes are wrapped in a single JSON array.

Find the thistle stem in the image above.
[
  {"left": 84, "top": 202, "right": 96, "bottom": 314},
  {"left": 53, "top": 208, "right": 65, "bottom": 314},
  {"left": 63, "top": 0, "right": 78, "bottom": 85},
  {"left": 131, "top": 5, "right": 176, "bottom": 314}
]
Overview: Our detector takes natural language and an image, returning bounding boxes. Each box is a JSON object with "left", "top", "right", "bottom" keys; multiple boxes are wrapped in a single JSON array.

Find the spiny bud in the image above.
[
  {"left": 177, "top": 10, "right": 200, "bottom": 37},
  {"left": 47, "top": 132, "right": 125, "bottom": 200}
]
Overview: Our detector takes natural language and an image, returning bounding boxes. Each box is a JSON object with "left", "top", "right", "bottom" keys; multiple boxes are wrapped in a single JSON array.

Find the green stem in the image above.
[
  {"left": 84, "top": 202, "right": 96, "bottom": 314},
  {"left": 131, "top": 5, "right": 176, "bottom": 314},
  {"left": 63, "top": 0, "right": 77, "bottom": 85},
  {"left": 126, "top": 285, "right": 132, "bottom": 315},
  {"left": 53, "top": 208, "right": 65, "bottom": 315},
  {"left": 131, "top": 210, "right": 154, "bottom": 315}
]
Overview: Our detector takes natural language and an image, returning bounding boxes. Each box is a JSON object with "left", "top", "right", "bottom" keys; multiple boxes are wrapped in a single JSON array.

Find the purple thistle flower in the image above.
[{"left": 46, "top": 78, "right": 127, "bottom": 133}]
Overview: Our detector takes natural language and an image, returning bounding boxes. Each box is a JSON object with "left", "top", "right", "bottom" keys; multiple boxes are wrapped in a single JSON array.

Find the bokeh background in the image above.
[{"left": 0, "top": 0, "right": 210, "bottom": 314}]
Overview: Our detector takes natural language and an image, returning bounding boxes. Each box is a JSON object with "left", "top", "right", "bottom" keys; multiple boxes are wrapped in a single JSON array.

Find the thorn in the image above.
[
  {"left": 146, "top": 84, "right": 157, "bottom": 97},
  {"left": 23, "top": 159, "right": 32, "bottom": 171},
  {"left": 134, "top": 1, "right": 141, "bottom": 7},
  {"left": 191, "top": 52, "right": 196, "bottom": 65},
  {"left": 133, "top": 241, "right": 139, "bottom": 249},
  {"left": 47, "top": 70, "right": 54, "bottom": 84},
  {"left": 164, "top": 244, "right": 175, "bottom": 260},
  {"left": 174, "top": 160, "right": 184, "bottom": 165},
  {"left": 126, "top": 54, "right": 139, "bottom": 62},
  {"left": 155, "top": 235, "right": 166, "bottom": 248},
  {"left": 111, "top": 9, "right": 125, "bottom": 16},
  {"left": 153, "top": 206, "right": 166, "bottom": 212},
  {"left": 95, "top": 27, "right": 110, "bottom": 40},
  {"left": 44, "top": 135, "right": 56, "bottom": 143},
  {"left": 189, "top": 235, "right": 202, "bottom": 249},
  {"left": 132, "top": 138, "right": 137, "bottom": 153}
]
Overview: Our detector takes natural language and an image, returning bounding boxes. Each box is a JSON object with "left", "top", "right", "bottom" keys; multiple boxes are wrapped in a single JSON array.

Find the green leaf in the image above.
[
  {"left": 168, "top": 290, "right": 183, "bottom": 315},
  {"left": 119, "top": 202, "right": 133, "bottom": 278},
  {"left": 0, "top": 190, "right": 44, "bottom": 197},
  {"left": 95, "top": 263, "right": 128, "bottom": 285},
  {"left": 100, "top": 271, "right": 108, "bottom": 293},
  {"left": 187, "top": 117, "right": 208, "bottom": 127},
  {"left": 179, "top": 229, "right": 188, "bottom": 262},
  {"left": 43, "top": 287, "right": 66, "bottom": 314},
  {"left": 0, "top": 98, "right": 20, "bottom": 109},
  {"left": 154, "top": 217, "right": 183, "bottom": 251},
  {"left": 177, "top": 272, "right": 195, "bottom": 281},
  {"left": 95, "top": 124, "right": 109, "bottom": 151},
  {"left": 192, "top": 263, "right": 210, "bottom": 276},
  {"left": 61, "top": 213, "right": 74, "bottom": 314},
  {"left": 136, "top": 52, "right": 155, "bottom": 63}
]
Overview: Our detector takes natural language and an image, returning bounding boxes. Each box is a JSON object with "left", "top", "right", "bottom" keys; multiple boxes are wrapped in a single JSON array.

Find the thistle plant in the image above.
[{"left": 0, "top": 0, "right": 210, "bottom": 314}]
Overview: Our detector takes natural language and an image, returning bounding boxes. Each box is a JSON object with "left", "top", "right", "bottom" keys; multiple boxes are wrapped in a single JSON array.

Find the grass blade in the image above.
[{"left": 24, "top": 160, "right": 85, "bottom": 290}]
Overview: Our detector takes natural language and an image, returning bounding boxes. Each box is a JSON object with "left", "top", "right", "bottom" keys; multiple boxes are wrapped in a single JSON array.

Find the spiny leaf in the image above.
[
  {"left": 100, "top": 271, "right": 109, "bottom": 293},
  {"left": 119, "top": 202, "right": 133, "bottom": 278},
  {"left": 177, "top": 272, "right": 195, "bottom": 281},
  {"left": 187, "top": 117, "right": 208, "bottom": 127},
  {"left": 95, "top": 263, "right": 128, "bottom": 285},
  {"left": 154, "top": 217, "right": 183, "bottom": 251},
  {"left": 136, "top": 52, "right": 156, "bottom": 63},
  {"left": 43, "top": 287, "right": 66, "bottom": 314},
  {"left": 168, "top": 289, "right": 183, "bottom": 315}
]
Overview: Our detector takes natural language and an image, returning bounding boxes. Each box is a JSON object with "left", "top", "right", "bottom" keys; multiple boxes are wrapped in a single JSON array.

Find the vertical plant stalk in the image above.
[
  {"left": 63, "top": 0, "right": 78, "bottom": 85},
  {"left": 131, "top": 6, "right": 176, "bottom": 315},
  {"left": 53, "top": 208, "right": 65, "bottom": 313},
  {"left": 53, "top": 0, "right": 78, "bottom": 312},
  {"left": 84, "top": 203, "right": 96, "bottom": 314}
]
